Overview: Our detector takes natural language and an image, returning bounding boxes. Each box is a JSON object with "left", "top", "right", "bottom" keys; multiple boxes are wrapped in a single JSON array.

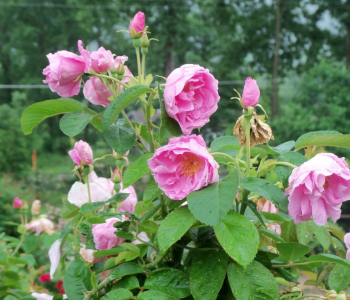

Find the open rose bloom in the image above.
[
  {"left": 286, "top": 153, "right": 350, "bottom": 226},
  {"left": 164, "top": 64, "right": 220, "bottom": 135},
  {"left": 148, "top": 135, "right": 219, "bottom": 200}
]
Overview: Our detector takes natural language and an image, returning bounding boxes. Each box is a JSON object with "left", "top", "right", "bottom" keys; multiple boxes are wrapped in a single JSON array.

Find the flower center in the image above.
[
  {"left": 323, "top": 176, "right": 330, "bottom": 190},
  {"left": 181, "top": 153, "right": 202, "bottom": 177}
]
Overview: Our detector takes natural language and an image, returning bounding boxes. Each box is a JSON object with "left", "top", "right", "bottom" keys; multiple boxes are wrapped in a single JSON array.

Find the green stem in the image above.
[
  {"left": 142, "top": 53, "right": 146, "bottom": 83},
  {"left": 295, "top": 295, "right": 324, "bottom": 300},
  {"left": 93, "top": 73, "right": 128, "bottom": 88},
  {"left": 239, "top": 189, "right": 250, "bottom": 215},
  {"left": 146, "top": 102, "right": 154, "bottom": 153},
  {"left": 272, "top": 261, "right": 313, "bottom": 268},
  {"left": 257, "top": 161, "right": 298, "bottom": 176},
  {"left": 159, "top": 195, "right": 168, "bottom": 219},
  {"left": 133, "top": 235, "right": 158, "bottom": 251},
  {"left": 144, "top": 251, "right": 167, "bottom": 269},
  {"left": 211, "top": 152, "right": 236, "bottom": 162},
  {"left": 135, "top": 47, "right": 142, "bottom": 84},
  {"left": 244, "top": 116, "right": 251, "bottom": 176},
  {"left": 84, "top": 175, "right": 92, "bottom": 203},
  {"left": 84, "top": 277, "right": 113, "bottom": 300}
]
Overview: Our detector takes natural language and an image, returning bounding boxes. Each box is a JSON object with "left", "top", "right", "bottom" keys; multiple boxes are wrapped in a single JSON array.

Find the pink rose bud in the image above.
[
  {"left": 68, "top": 140, "right": 93, "bottom": 165},
  {"left": 31, "top": 200, "right": 41, "bottom": 215},
  {"left": 256, "top": 198, "right": 279, "bottom": 214},
  {"left": 129, "top": 11, "right": 145, "bottom": 39},
  {"left": 25, "top": 217, "right": 54, "bottom": 236},
  {"left": 148, "top": 135, "right": 219, "bottom": 200},
  {"left": 286, "top": 153, "right": 350, "bottom": 226},
  {"left": 118, "top": 184, "right": 138, "bottom": 213},
  {"left": 43, "top": 41, "right": 89, "bottom": 98},
  {"left": 90, "top": 47, "right": 115, "bottom": 73},
  {"left": 112, "top": 167, "right": 122, "bottom": 183},
  {"left": 241, "top": 77, "right": 260, "bottom": 108},
  {"left": 164, "top": 64, "right": 220, "bottom": 135},
  {"left": 92, "top": 218, "right": 124, "bottom": 250},
  {"left": 13, "top": 197, "right": 23, "bottom": 209}
]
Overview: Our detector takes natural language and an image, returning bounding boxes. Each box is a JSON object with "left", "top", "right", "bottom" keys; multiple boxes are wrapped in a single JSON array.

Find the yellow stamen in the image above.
[{"left": 181, "top": 153, "right": 202, "bottom": 177}]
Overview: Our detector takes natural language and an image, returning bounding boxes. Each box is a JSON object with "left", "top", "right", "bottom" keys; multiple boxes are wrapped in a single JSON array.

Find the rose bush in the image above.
[{"left": 2, "top": 10, "right": 350, "bottom": 300}]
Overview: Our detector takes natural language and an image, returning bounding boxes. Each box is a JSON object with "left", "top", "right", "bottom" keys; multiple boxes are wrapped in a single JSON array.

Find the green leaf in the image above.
[
  {"left": 261, "top": 212, "right": 291, "bottom": 222},
  {"left": 187, "top": 169, "right": 239, "bottom": 226},
  {"left": 158, "top": 86, "right": 182, "bottom": 142},
  {"left": 94, "top": 247, "right": 124, "bottom": 259},
  {"left": 239, "top": 177, "right": 288, "bottom": 213},
  {"left": 80, "top": 193, "right": 129, "bottom": 215},
  {"left": 64, "top": 259, "right": 92, "bottom": 300},
  {"left": 103, "top": 122, "right": 136, "bottom": 155},
  {"left": 270, "top": 141, "right": 295, "bottom": 154},
  {"left": 328, "top": 264, "right": 350, "bottom": 292},
  {"left": 61, "top": 198, "right": 79, "bottom": 219},
  {"left": 260, "top": 228, "right": 285, "bottom": 243},
  {"left": 275, "top": 243, "right": 311, "bottom": 263},
  {"left": 73, "top": 262, "right": 88, "bottom": 280},
  {"left": 190, "top": 250, "right": 228, "bottom": 300},
  {"left": 227, "top": 261, "right": 279, "bottom": 300},
  {"left": 280, "top": 220, "right": 297, "bottom": 242},
  {"left": 21, "top": 99, "right": 84, "bottom": 134},
  {"left": 295, "top": 131, "right": 340, "bottom": 149},
  {"left": 22, "top": 234, "right": 39, "bottom": 253},
  {"left": 158, "top": 207, "right": 197, "bottom": 251},
  {"left": 123, "top": 153, "right": 153, "bottom": 188},
  {"left": 210, "top": 136, "right": 240, "bottom": 158},
  {"left": 59, "top": 111, "right": 95, "bottom": 137},
  {"left": 143, "top": 268, "right": 191, "bottom": 298},
  {"left": 296, "top": 221, "right": 314, "bottom": 245},
  {"left": 137, "top": 290, "right": 176, "bottom": 300},
  {"left": 295, "top": 132, "right": 350, "bottom": 150},
  {"left": 308, "top": 254, "right": 350, "bottom": 268},
  {"left": 313, "top": 223, "right": 330, "bottom": 250},
  {"left": 102, "top": 85, "right": 152, "bottom": 131},
  {"left": 275, "top": 152, "right": 307, "bottom": 185},
  {"left": 214, "top": 211, "right": 259, "bottom": 267},
  {"left": 109, "top": 262, "right": 144, "bottom": 280},
  {"left": 134, "top": 201, "right": 155, "bottom": 216},
  {"left": 143, "top": 179, "right": 162, "bottom": 204},
  {"left": 104, "top": 288, "right": 133, "bottom": 300},
  {"left": 112, "top": 275, "right": 139, "bottom": 290}
]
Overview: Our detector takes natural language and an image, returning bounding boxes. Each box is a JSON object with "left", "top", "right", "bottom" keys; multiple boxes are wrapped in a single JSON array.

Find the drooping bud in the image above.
[
  {"left": 13, "top": 197, "right": 24, "bottom": 209},
  {"left": 31, "top": 200, "right": 41, "bottom": 215},
  {"left": 129, "top": 11, "right": 145, "bottom": 39},
  {"left": 241, "top": 77, "right": 260, "bottom": 108}
]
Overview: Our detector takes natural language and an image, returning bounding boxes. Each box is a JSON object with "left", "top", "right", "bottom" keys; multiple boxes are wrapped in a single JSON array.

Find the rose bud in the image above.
[
  {"left": 68, "top": 140, "right": 93, "bottom": 166},
  {"left": 39, "top": 273, "right": 51, "bottom": 283},
  {"left": 13, "top": 197, "right": 23, "bottom": 209},
  {"left": 92, "top": 218, "right": 124, "bottom": 250},
  {"left": 129, "top": 11, "right": 145, "bottom": 39},
  {"left": 241, "top": 77, "right": 260, "bottom": 108}
]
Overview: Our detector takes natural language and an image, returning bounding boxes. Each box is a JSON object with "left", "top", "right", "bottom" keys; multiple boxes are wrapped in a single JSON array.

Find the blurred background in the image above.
[{"left": 1, "top": 0, "right": 350, "bottom": 232}]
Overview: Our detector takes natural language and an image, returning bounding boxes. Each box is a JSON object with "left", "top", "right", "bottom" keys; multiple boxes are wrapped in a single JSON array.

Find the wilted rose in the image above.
[{"left": 25, "top": 217, "right": 54, "bottom": 235}]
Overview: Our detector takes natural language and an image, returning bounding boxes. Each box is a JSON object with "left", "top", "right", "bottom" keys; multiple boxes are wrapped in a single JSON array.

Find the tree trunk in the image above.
[{"left": 272, "top": 0, "right": 281, "bottom": 120}]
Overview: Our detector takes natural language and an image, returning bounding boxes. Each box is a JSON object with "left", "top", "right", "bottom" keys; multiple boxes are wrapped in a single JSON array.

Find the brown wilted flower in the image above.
[{"left": 233, "top": 112, "right": 274, "bottom": 147}]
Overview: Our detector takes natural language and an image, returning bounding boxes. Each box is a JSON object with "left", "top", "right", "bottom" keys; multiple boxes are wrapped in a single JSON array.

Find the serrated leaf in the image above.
[
  {"left": 123, "top": 153, "right": 153, "bottom": 188},
  {"left": 296, "top": 221, "right": 314, "bottom": 245},
  {"left": 158, "top": 207, "right": 197, "bottom": 251},
  {"left": 227, "top": 261, "right": 279, "bottom": 300},
  {"left": 214, "top": 211, "right": 259, "bottom": 267},
  {"left": 112, "top": 275, "right": 139, "bottom": 290},
  {"left": 143, "top": 179, "right": 162, "bottom": 204},
  {"left": 60, "top": 111, "right": 95, "bottom": 137},
  {"left": 239, "top": 177, "right": 288, "bottom": 213},
  {"left": 143, "top": 268, "right": 191, "bottom": 298},
  {"left": 104, "top": 288, "right": 133, "bottom": 300},
  {"left": 328, "top": 264, "right": 350, "bottom": 292},
  {"left": 137, "top": 290, "right": 176, "bottom": 300},
  {"left": 103, "top": 122, "right": 136, "bottom": 155},
  {"left": 275, "top": 243, "right": 311, "bottom": 263},
  {"left": 21, "top": 99, "right": 84, "bottom": 134},
  {"left": 109, "top": 262, "right": 144, "bottom": 280},
  {"left": 190, "top": 250, "right": 228, "bottom": 300},
  {"left": 102, "top": 85, "right": 152, "bottom": 131},
  {"left": 270, "top": 141, "right": 295, "bottom": 154},
  {"left": 313, "top": 224, "right": 330, "bottom": 250},
  {"left": 308, "top": 254, "right": 350, "bottom": 268},
  {"left": 295, "top": 131, "right": 350, "bottom": 150},
  {"left": 260, "top": 228, "right": 285, "bottom": 243},
  {"left": 187, "top": 169, "right": 239, "bottom": 226},
  {"left": 281, "top": 220, "right": 297, "bottom": 242},
  {"left": 80, "top": 193, "right": 129, "bottom": 214}
]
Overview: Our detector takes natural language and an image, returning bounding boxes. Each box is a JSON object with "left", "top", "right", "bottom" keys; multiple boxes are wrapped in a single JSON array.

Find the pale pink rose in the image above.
[
  {"left": 83, "top": 76, "right": 114, "bottom": 107},
  {"left": 92, "top": 218, "right": 124, "bottom": 250},
  {"left": 132, "top": 231, "right": 150, "bottom": 245},
  {"left": 49, "top": 239, "right": 61, "bottom": 277},
  {"left": 68, "top": 140, "right": 93, "bottom": 165},
  {"left": 90, "top": 47, "right": 114, "bottom": 73},
  {"left": 148, "top": 135, "right": 219, "bottom": 200},
  {"left": 241, "top": 77, "right": 260, "bottom": 108},
  {"left": 286, "top": 153, "right": 350, "bottom": 226},
  {"left": 79, "top": 246, "right": 95, "bottom": 263},
  {"left": 25, "top": 217, "right": 54, "bottom": 235},
  {"left": 345, "top": 233, "right": 350, "bottom": 259},
  {"left": 114, "top": 56, "right": 129, "bottom": 70},
  {"left": 118, "top": 183, "right": 138, "bottom": 213},
  {"left": 164, "top": 64, "right": 220, "bottom": 135},
  {"left": 32, "top": 293, "right": 67, "bottom": 300},
  {"left": 13, "top": 197, "right": 23, "bottom": 209},
  {"left": 129, "top": 11, "right": 145, "bottom": 38},
  {"left": 31, "top": 200, "right": 41, "bottom": 215},
  {"left": 43, "top": 41, "right": 89, "bottom": 98}
]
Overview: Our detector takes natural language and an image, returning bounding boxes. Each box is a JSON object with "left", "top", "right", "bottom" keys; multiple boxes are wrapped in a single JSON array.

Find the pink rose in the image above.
[
  {"left": 31, "top": 200, "right": 41, "bottom": 215},
  {"left": 164, "top": 64, "right": 220, "bottom": 135},
  {"left": 132, "top": 232, "right": 150, "bottom": 245},
  {"left": 345, "top": 233, "right": 350, "bottom": 259},
  {"left": 286, "top": 153, "right": 350, "bottom": 226},
  {"left": 129, "top": 11, "right": 145, "bottom": 38},
  {"left": 92, "top": 218, "right": 123, "bottom": 250},
  {"left": 148, "top": 135, "right": 219, "bottom": 200},
  {"left": 241, "top": 77, "right": 260, "bottom": 108},
  {"left": 13, "top": 197, "right": 23, "bottom": 209},
  {"left": 68, "top": 140, "right": 93, "bottom": 165},
  {"left": 79, "top": 246, "right": 95, "bottom": 263},
  {"left": 83, "top": 76, "right": 114, "bottom": 107},
  {"left": 25, "top": 217, "right": 54, "bottom": 235},
  {"left": 43, "top": 41, "right": 89, "bottom": 98},
  {"left": 90, "top": 47, "right": 114, "bottom": 73},
  {"left": 118, "top": 184, "right": 138, "bottom": 213}
]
